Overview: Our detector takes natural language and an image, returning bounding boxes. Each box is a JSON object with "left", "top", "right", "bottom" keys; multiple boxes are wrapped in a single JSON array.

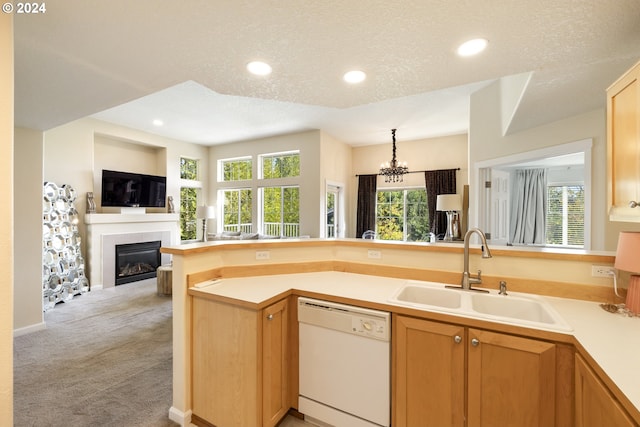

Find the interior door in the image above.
[{"left": 490, "top": 169, "right": 510, "bottom": 245}]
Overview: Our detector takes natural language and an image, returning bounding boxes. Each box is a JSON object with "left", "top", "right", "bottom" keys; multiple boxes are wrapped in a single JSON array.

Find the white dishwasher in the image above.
[{"left": 298, "top": 297, "right": 390, "bottom": 427}]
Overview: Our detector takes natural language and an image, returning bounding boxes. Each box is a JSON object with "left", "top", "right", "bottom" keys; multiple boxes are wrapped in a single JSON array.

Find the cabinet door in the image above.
[
  {"left": 467, "top": 328, "right": 556, "bottom": 427},
  {"left": 575, "top": 354, "right": 636, "bottom": 427},
  {"left": 262, "top": 298, "right": 289, "bottom": 427},
  {"left": 393, "top": 315, "right": 465, "bottom": 427},
  {"left": 608, "top": 60, "right": 640, "bottom": 220}
]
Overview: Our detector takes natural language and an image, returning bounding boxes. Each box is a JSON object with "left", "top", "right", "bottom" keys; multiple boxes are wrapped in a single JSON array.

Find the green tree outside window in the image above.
[
  {"left": 222, "top": 158, "right": 252, "bottom": 181},
  {"left": 376, "top": 189, "right": 429, "bottom": 242},
  {"left": 223, "top": 189, "right": 253, "bottom": 232},
  {"left": 262, "top": 152, "right": 300, "bottom": 179}
]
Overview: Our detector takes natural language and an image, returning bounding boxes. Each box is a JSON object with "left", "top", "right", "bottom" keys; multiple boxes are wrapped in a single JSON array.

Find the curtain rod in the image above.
[{"left": 355, "top": 168, "right": 460, "bottom": 177}]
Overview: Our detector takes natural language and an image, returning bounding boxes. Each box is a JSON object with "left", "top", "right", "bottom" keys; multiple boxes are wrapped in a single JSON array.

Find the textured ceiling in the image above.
[{"left": 13, "top": 0, "right": 640, "bottom": 145}]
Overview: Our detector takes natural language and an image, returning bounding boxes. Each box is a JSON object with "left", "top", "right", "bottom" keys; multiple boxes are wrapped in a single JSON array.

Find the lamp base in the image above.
[
  {"left": 626, "top": 275, "right": 640, "bottom": 314},
  {"left": 443, "top": 211, "right": 454, "bottom": 242}
]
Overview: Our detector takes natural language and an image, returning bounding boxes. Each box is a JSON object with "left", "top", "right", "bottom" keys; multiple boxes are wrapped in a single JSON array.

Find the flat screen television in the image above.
[{"left": 101, "top": 169, "right": 167, "bottom": 208}]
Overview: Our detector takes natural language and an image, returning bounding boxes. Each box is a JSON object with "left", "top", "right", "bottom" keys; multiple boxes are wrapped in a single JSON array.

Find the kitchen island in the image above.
[{"left": 161, "top": 238, "right": 638, "bottom": 426}]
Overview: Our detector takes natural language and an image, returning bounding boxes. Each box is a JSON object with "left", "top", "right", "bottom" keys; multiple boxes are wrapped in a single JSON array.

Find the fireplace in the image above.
[{"left": 115, "top": 240, "right": 161, "bottom": 285}]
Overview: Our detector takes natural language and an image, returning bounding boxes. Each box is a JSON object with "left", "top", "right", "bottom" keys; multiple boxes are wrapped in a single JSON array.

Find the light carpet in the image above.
[{"left": 14, "top": 279, "right": 178, "bottom": 427}]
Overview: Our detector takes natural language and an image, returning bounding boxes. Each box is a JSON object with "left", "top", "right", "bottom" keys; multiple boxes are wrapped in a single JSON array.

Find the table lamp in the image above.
[
  {"left": 196, "top": 205, "right": 216, "bottom": 242},
  {"left": 615, "top": 231, "right": 640, "bottom": 314},
  {"left": 436, "top": 194, "right": 462, "bottom": 241}
]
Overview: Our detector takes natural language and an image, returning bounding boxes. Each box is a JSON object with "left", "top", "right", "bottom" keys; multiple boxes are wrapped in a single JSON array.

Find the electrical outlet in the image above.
[
  {"left": 592, "top": 265, "right": 615, "bottom": 277},
  {"left": 368, "top": 250, "right": 382, "bottom": 259},
  {"left": 255, "top": 250, "right": 270, "bottom": 260}
]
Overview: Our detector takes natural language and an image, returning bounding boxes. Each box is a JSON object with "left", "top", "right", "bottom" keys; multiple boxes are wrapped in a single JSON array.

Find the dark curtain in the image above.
[
  {"left": 356, "top": 174, "right": 378, "bottom": 238},
  {"left": 425, "top": 169, "right": 457, "bottom": 237}
]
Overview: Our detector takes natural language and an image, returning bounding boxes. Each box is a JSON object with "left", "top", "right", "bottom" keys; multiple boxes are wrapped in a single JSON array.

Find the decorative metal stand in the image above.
[{"left": 42, "top": 182, "right": 89, "bottom": 311}]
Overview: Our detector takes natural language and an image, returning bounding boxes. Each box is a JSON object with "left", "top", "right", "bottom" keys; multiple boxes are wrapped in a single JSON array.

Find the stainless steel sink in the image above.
[
  {"left": 389, "top": 281, "right": 572, "bottom": 332},
  {"left": 393, "top": 285, "right": 462, "bottom": 309}
]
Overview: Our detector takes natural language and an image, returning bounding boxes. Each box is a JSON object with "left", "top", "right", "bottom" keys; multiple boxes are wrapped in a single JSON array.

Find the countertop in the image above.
[{"left": 189, "top": 270, "right": 640, "bottom": 418}]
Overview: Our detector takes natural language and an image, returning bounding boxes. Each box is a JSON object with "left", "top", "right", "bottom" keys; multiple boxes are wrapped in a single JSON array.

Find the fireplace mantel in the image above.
[{"left": 85, "top": 213, "right": 179, "bottom": 289}]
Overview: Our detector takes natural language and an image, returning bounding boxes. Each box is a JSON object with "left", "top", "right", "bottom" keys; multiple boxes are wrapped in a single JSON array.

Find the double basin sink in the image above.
[{"left": 390, "top": 281, "right": 572, "bottom": 332}]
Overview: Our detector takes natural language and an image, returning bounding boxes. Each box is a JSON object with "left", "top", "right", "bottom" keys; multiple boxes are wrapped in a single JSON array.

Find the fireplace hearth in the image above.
[{"left": 115, "top": 240, "right": 161, "bottom": 285}]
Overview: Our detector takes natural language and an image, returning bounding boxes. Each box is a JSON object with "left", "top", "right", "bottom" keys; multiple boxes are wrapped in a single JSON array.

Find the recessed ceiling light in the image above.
[
  {"left": 343, "top": 70, "right": 366, "bottom": 84},
  {"left": 457, "top": 38, "right": 488, "bottom": 57},
  {"left": 247, "top": 61, "right": 272, "bottom": 76},
  {"left": 152, "top": 119, "right": 164, "bottom": 127}
]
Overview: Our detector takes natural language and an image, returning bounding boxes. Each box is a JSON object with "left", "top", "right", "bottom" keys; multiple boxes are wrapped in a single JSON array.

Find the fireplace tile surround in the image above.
[{"left": 85, "top": 213, "right": 179, "bottom": 289}]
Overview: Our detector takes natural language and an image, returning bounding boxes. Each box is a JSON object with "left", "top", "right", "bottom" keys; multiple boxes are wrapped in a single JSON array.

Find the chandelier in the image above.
[{"left": 379, "top": 129, "right": 409, "bottom": 183}]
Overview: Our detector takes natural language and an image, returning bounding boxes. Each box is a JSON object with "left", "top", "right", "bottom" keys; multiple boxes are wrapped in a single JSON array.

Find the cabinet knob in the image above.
[
  {"left": 630, "top": 201, "right": 639, "bottom": 208},
  {"left": 266, "top": 314, "right": 274, "bottom": 320},
  {"left": 471, "top": 338, "right": 480, "bottom": 347},
  {"left": 454, "top": 335, "right": 462, "bottom": 344}
]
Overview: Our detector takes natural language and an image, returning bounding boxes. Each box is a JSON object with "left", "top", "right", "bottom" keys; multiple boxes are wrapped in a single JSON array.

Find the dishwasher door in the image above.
[{"left": 298, "top": 297, "right": 390, "bottom": 427}]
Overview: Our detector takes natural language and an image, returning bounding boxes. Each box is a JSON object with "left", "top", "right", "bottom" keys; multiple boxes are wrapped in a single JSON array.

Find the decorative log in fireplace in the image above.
[{"left": 115, "top": 240, "right": 161, "bottom": 285}]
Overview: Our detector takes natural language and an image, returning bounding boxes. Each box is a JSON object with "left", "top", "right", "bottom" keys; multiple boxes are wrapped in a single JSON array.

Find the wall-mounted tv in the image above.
[{"left": 101, "top": 169, "right": 167, "bottom": 208}]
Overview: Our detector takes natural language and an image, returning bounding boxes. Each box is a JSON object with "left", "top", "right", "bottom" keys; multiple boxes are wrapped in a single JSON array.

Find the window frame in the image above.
[
  {"left": 218, "top": 156, "right": 253, "bottom": 182},
  {"left": 545, "top": 183, "right": 585, "bottom": 248},
  {"left": 375, "top": 187, "right": 429, "bottom": 242},
  {"left": 179, "top": 156, "right": 202, "bottom": 242}
]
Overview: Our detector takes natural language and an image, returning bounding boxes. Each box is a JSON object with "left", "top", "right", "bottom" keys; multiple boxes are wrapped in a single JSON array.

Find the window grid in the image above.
[
  {"left": 261, "top": 186, "right": 300, "bottom": 237},
  {"left": 376, "top": 189, "right": 429, "bottom": 242},
  {"left": 260, "top": 152, "right": 300, "bottom": 179},
  {"left": 222, "top": 189, "right": 253, "bottom": 233},
  {"left": 220, "top": 158, "right": 252, "bottom": 182},
  {"left": 546, "top": 185, "right": 584, "bottom": 247}
]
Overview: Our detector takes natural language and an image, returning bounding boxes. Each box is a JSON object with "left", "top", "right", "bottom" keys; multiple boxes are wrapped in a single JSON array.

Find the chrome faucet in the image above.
[{"left": 458, "top": 228, "right": 492, "bottom": 291}]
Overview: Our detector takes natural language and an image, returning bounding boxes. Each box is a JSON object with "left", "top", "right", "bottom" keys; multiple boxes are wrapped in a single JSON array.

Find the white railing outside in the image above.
[
  {"left": 223, "top": 223, "right": 253, "bottom": 233},
  {"left": 263, "top": 222, "right": 299, "bottom": 237},
  {"left": 326, "top": 224, "right": 335, "bottom": 238}
]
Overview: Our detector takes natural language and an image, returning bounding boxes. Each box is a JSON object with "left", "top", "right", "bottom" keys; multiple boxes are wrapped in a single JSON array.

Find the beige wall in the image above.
[
  {"left": 1, "top": 12, "right": 14, "bottom": 425},
  {"left": 14, "top": 128, "right": 44, "bottom": 332},
  {"left": 469, "top": 81, "right": 640, "bottom": 251},
  {"left": 320, "top": 132, "right": 353, "bottom": 236},
  {"left": 208, "top": 130, "right": 323, "bottom": 237}
]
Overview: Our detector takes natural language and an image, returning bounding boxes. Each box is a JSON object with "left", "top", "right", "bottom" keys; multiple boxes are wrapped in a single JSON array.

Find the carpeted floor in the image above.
[{"left": 14, "top": 279, "right": 178, "bottom": 427}]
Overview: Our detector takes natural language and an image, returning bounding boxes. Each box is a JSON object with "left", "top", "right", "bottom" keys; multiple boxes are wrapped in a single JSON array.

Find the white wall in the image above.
[
  {"left": 350, "top": 133, "right": 469, "bottom": 237},
  {"left": 1, "top": 12, "right": 13, "bottom": 424},
  {"left": 209, "top": 130, "right": 322, "bottom": 237},
  {"left": 7, "top": 117, "right": 209, "bottom": 333},
  {"left": 14, "top": 128, "right": 44, "bottom": 333},
  {"left": 469, "top": 81, "right": 640, "bottom": 251}
]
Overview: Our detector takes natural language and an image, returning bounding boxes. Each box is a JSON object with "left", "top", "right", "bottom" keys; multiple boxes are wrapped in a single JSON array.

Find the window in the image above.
[
  {"left": 180, "top": 157, "right": 199, "bottom": 180},
  {"left": 180, "top": 187, "right": 199, "bottom": 240},
  {"left": 220, "top": 157, "right": 252, "bottom": 181},
  {"left": 262, "top": 186, "right": 300, "bottom": 237},
  {"left": 222, "top": 189, "right": 253, "bottom": 233},
  {"left": 180, "top": 157, "right": 201, "bottom": 241},
  {"left": 546, "top": 185, "right": 584, "bottom": 247},
  {"left": 376, "top": 189, "right": 429, "bottom": 241},
  {"left": 260, "top": 152, "right": 300, "bottom": 179}
]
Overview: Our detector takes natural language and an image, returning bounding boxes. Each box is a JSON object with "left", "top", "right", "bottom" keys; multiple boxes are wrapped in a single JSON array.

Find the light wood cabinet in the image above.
[
  {"left": 393, "top": 315, "right": 560, "bottom": 427},
  {"left": 607, "top": 60, "right": 640, "bottom": 221},
  {"left": 575, "top": 354, "right": 637, "bottom": 427},
  {"left": 191, "top": 296, "right": 290, "bottom": 427},
  {"left": 262, "top": 298, "right": 289, "bottom": 427}
]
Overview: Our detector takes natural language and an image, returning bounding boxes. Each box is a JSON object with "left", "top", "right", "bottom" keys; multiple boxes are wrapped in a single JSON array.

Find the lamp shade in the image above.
[
  {"left": 436, "top": 194, "right": 462, "bottom": 212},
  {"left": 196, "top": 205, "right": 216, "bottom": 220},
  {"left": 614, "top": 231, "right": 640, "bottom": 273}
]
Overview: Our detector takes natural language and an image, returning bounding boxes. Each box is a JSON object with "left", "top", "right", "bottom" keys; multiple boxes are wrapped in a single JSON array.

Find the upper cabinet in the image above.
[{"left": 608, "top": 60, "right": 640, "bottom": 221}]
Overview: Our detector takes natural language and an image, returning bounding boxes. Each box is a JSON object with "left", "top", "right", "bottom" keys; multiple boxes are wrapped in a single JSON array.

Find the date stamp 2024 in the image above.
[{"left": 3, "top": 2, "right": 47, "bottom": 14}]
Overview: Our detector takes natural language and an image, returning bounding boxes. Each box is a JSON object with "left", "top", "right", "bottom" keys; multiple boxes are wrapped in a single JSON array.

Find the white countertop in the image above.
[{"left": 191, "top": 270, "right": 640, "bottom": 416}]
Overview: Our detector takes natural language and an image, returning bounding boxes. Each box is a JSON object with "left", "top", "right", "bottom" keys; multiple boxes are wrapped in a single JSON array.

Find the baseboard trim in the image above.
[
  {"left": 13, "top": 321, "right": 46, "bottom": 337},
  {"left": 169, "top": 406, "right": 192, "bottom": 426}
]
